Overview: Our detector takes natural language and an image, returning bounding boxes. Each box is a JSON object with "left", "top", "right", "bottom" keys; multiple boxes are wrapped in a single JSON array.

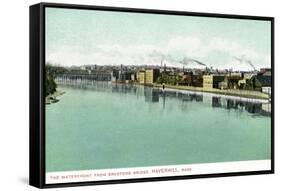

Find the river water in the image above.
[{"left": 46, "top": 82, "right": 271, "bottom": 172}]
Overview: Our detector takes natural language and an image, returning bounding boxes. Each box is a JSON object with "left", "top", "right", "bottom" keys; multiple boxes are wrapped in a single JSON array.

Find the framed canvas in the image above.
[{"left": 29, "top": 2, "right": 274, "bottom": 188}]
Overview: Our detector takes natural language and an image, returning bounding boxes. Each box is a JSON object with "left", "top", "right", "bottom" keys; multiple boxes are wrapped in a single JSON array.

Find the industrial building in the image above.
[
  {"left": 203, "top": 75, "right": 225, "bottom": 89},
  {"left": 145, "top": 69, "right": 160, "bottom": 84},
  {"left": 137, "top": 71, "right": 146, "bottom": 84},
  {"left": 246, "top": 75, "right": 271, "bottom": 91}
]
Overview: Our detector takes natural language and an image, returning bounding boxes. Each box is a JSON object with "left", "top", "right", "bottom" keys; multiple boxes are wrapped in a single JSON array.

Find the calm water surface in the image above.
[{"left": 46, "top": 82, "right": 271, "bottom": 172}]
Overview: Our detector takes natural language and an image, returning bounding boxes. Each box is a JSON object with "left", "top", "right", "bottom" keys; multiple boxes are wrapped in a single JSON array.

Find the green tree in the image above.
[
  {"left": 46, "top": 76, "right": 57, "bottom": 96},
  {"left": 156, "top": 73, "right": 181, "bottom": 85},
  {"left": 45, "top": 63, "right": 61, "bottom": 96}
]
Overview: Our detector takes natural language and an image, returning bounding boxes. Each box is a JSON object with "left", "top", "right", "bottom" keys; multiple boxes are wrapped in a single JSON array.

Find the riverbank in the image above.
[
  {"left": 45, "top": 90, "right": 65, "bottom": 104},
  {"left": 57, "top": 79, "right": 270, "bottom": 101},
  {"left": 153, "top": 83, "right": 270, "bottom": 101},
  {"left": 154, "top": 83, "right": 271, "bottom": 113}
]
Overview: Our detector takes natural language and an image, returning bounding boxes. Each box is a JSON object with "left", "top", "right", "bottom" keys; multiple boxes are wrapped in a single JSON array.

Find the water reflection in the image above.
[
  {"left": 57, "top": 81, "right": 270, "bottom": 117},
  {"left": 144, "top": 87, "right": 159, "bottom": 103}
]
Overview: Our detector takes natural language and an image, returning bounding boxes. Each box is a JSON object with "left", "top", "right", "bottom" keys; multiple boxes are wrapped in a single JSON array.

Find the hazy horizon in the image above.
[{"left": 46, "top": 7, "right": 271, "bottom": 71}]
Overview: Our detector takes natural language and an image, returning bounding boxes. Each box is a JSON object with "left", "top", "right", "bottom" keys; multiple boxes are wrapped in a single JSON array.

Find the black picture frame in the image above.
[{"left": 30, "top": 2, "right": 274, "bottom": 189}]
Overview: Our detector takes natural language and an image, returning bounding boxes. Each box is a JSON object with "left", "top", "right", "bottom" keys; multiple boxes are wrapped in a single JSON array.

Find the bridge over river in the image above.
[{"left": 55, "top": 73, "right": 112, "bottom": 84}]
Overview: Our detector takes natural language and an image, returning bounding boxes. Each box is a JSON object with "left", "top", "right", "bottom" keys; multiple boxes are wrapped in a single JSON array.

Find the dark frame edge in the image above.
[
  {"left": 40, "top": 2, "right": 274, "bottom": 20},
  {"left": 270, "top": 17, "right": 275, "bottom": 174},
  {"left": 29, "top": 3, "right": 44, "bottom": 189}
]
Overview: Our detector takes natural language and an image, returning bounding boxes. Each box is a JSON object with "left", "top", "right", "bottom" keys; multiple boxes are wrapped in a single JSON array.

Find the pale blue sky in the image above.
[{"left": 46, "top": 7, "right": 271, "bottom": 70}]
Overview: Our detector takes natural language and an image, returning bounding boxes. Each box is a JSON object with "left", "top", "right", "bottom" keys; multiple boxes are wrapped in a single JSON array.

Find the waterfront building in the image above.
[
  {"left": 218, "top": 81, "right": 228, "bottom": 90},
  {"left": 137, "top": 71, "right": 146, "bottom": 84},
  {"left": 119, "top": 71, "right": 134, "bottom": 81},
  {"left": 203, "top": 75, "right": 225, "bottom": 89},
  {"left": 238, "top": 72, "right": 255, "bottom": 88},
  {"left": 203, "top": 75, "right": 213, "bottom": 89},
  {"left": 246, "top": 75, "right": 271, "bottom": 90},
  {"left": 191, "top": 74, "right": 203, "bottom": 87},
  {"left": 243, "top": 73, "right": 255, "bottom": 79},
  {"left": 225, "top": 75, "right": 243, "bottom": 89},
  {"left": 145, "top": 69, "right": 160, "bottom": 84},
  {"left": 111, "top": 69, "right": 119, "bottom": 82},
  {"left": 131, "top": 73, "right": 136, "bottom": 81}
]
